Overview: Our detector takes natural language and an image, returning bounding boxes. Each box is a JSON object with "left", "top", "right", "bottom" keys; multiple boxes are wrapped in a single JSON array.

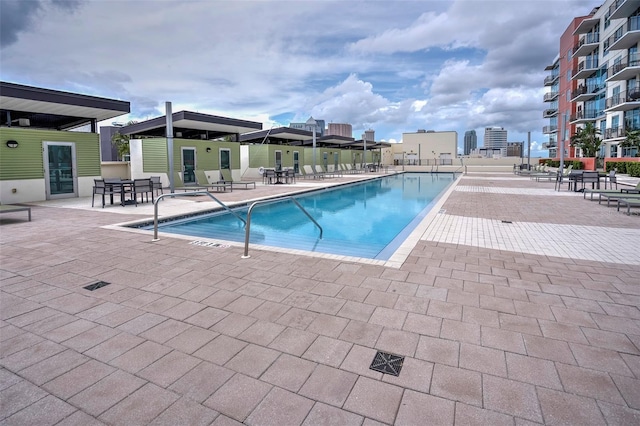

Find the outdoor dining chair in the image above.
[
  {"left": 92, "top": 179, "right": 115, "bottom": 208},
  {"left": 133, "top": 178, "right": 154, "bottom": 206}
]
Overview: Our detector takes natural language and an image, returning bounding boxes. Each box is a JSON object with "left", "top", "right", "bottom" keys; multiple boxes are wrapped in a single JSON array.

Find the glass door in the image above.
[
  {"left": 43, "top": 142, "right": 77, "bottom": 199},
  {"left": 293, "top": 151, "right": 299, "bottom": 173},
  {"left": 181, "top": 147, "right": 196, "bottom": 184},
  {"left": 220, "top": 149, "right": 230, "bottom": 170},
  {"left": 275, "top": 150, "right": 282, "bottom": 171}
]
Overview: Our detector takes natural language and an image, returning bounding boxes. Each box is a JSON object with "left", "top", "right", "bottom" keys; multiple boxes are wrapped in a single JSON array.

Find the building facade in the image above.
[
  {"left": 289, "top": 119, "right": 325, "bottom": 137},
  {"left": 463, "top": 130, "right": 477, "bottom": 155},
  {"left": 327, "top": 123, "right": 352, "bottom": 138},
  {"left": 546, "top": 0, "right": 640, "bottom": 160},
  {"left": 402, "top": 130, "right": 457, "bottom": 165},
  {"left": 483, "top": 127, "right": 507, "bottom": 155}
]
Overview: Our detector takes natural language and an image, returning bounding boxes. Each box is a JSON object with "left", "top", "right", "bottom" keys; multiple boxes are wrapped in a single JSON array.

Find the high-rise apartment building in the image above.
[
  {"left": 545, "top": 0, "right": 640, "bottom": 159},
  {"left": 362, "top": 129, "right": 375, "bottom": 142},
  {"left": 483, "top": 127, "right": 507, "bottom": 155},
  {"left": 463, "top": 130, "right": 477, "bottom": 155},
  {"left": 327, "top": 123, "right": 353, "bottom": 138},
  {"left": 290, "top": 119, "right": 325, "bottom": 137}
]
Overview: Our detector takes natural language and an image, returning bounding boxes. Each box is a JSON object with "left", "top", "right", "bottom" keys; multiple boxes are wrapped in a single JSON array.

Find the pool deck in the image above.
[{"left": 1, "top": 171, "right": 639, "bottom": 425}]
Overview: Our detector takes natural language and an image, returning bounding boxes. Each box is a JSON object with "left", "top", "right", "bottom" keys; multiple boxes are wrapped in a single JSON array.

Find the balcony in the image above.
[
  {"left": 604, "top": 126, "right": 626, "bottom": 140},
  {"left": 543, "top": 125, "right": 558, "bottom": 134},
  {"left": 609, "top": 16, "right": 640, "bottom": 51},
  {"left": 543, "top": 91, "right": 559, "bottom": 102},
  {"left": 606, "top": 55, "right": 640, "bottom": 81},
  {"left": 541, "top": 142, "right": 557, "bottom": 150},
  {"left": 572, "top": 32, "right": 600, "bottom": 57},
  {"left": 569, "top": 109, "right": 603, "bottom": 124},
  {"left": 605, "top": 88, "right": 640, "bottom": 112},
  {"left": 570, "top": 84, "right": 603, "bottom": 102},
  {"left": 544, "top": 74, "right": 560, "bottom": 86},
  {"left": 573, "top": 16, "right": 599, "bottom": 36},
  {"left": 543, "top": 108, "right": 558, "bottom": 118},
  {"left": 610, "top": 0, "right": 638, "bottom": 20},
  {"left": 572, "top": 58, "right": 599, "bottom": 80}
]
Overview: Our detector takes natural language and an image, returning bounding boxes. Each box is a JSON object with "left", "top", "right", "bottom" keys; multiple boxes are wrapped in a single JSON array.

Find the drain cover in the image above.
[
  {"left": 370, "top": 351, "right": 404, "bottom": 376},
  {"left": 83, "top": 281, "right": 111, "bottom": 291},
  {"left": 501, "top": 220, "right": 512, "bottom": 224}
]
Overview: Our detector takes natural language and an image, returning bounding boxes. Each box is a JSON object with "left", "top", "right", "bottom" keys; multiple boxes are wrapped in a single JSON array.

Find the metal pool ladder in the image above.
[
  {"left": 151, "top": 191, "right": 246, "bottom": 241},
  {"left": 242, "top": 196, "right": 323, "bottom": 259}
]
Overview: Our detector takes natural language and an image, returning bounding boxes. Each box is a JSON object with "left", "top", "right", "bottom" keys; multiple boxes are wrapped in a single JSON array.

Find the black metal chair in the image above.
[
  {"left": 150, "top": 176, "right": 163, "bottom": 196},
  {"left": 133, "top": 178, "right": 154, "bottom": 206},
  {"left": 607, "top": 170, "right": 617, "bottom": 189},
  {"left": 92, "top": 179, "right": 114, "bottom": 208}
]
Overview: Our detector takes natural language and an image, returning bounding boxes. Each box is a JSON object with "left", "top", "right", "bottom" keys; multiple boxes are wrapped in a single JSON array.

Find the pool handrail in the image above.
[
  {"left": 151, "top": 191, "right": 246, "bottom": 241},
  {"left": 242, "top": 196, "right": 323, "bottom": 259}
]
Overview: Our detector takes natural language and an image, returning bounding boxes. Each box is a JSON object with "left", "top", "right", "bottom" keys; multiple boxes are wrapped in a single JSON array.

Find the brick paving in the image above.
[{"left": 1, "top": 171, "right": 639, "bottom": 425}]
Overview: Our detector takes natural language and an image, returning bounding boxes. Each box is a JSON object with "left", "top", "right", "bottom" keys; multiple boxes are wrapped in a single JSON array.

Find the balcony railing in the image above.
[
  {"left": 607, "top": 55, "right": 640, "bottom": 80},
  {"left": 543, "top": 92, "right": 559, "bottom": 102},
  {"left": 610, "top": 0, "right": 637, "bottom": 20},
  {"left": 570, "top": 110, "right": 602, "bottom": 122},
  {"left": 572, "top": 58, "right": 599, "bottom": 79},
  {"left": 544, "top": 74, "right": 560, "bottom": 85},
  {"left": 605, "top": 88, "right": 640, "bottom": 109},
  {"left": 543, "top": 108, "right": 558, "bottom": 118},
  {"left": 604, "top": 126, "right": 625, "bottom": 139},
  {"left": 572, "top": 32, "right": 600, "bottom": 57},
  {"left": 543, "top": 125, "right": 558, "bottom": 134},
  {"left": 610, "top": 16, "right": 640, "bottom": 50}
]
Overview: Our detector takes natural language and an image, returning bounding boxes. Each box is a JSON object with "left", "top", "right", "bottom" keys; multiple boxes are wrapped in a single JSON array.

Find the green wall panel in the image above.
[
  {"left": 0, "top": 127, "right": 99, "bottom": 180},
  {"left": 141, "top": 139, "right": 169, "bottom": 172},
  {"left": 141, "top": 138, "right": 242, "bottom": 172}
]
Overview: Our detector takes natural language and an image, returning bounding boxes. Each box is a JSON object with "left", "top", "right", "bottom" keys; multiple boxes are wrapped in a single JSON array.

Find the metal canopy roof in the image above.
[
  {"left": 0, "top": 81, "right": 130, "bottom": 130},
  {"left": 239, "top": 126, "right": 313, "bottom": 143},
  {"left": 288, "top": 134, "right": 355, "bottom": 147},
  {"left": 119, "top": 110, "right": 262, "bottom": 140}
]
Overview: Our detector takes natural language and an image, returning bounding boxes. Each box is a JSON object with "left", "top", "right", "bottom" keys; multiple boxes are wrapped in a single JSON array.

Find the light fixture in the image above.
[
  {"left": 206, "top": 147, "right": 211, "bottom": 152},
  {"left": 6, "top": 140, "right": 18, "bottom": 148}
]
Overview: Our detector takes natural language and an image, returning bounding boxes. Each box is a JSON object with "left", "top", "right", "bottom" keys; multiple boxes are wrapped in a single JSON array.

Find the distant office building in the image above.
[
  {"left": 327, "top": 123, "right": 353, "bottom": 138},
  {"left": 463, "top": 130, "right": 477, "bottom": 155},
  {"left": 484, "top": 127, "right": 507, "bottom": 150},
  {"left": 507, "top": 142, "right": 524, "bottom": 157},
  {"left": 362, "top": 129, "right": 375, "bottom": 142},
  {"left": 290, "top": 119, "right": 325, "bottom": 137}
]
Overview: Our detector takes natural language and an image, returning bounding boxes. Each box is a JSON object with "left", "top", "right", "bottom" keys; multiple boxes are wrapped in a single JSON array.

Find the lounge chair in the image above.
[
  {"left": 316, "top": 165, "right": 340, "bottom": 178},
  {"left": 219, "top": 168, "right": 256, "bottom": 189},
  {"left": 302, "top": 165, "right": 324, "bottom": 179},
  {"left": 583, "top": 182, "right": 640, "bottom": 200},
  {"left": 598, "top": 192, "right": 640, "bottom": 207},
  {"left": 195, "top": 170, "right": 232, "bottom": 192},
  {"left": 617, "top": 198, "right": 640, "bottom": 215},
  {"left": 173, "top": 172, "right": 208, "bottom": 192}
]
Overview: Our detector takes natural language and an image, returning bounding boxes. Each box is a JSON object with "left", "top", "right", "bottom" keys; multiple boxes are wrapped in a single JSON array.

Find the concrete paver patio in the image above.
[{"left": 1, "top": 171, "right": 639, "bottom": 425}]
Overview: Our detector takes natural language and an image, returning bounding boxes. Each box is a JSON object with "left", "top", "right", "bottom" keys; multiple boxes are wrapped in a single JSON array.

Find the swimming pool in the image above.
[{"left": 145, "top": 173, "right": 456, "bottom": 260}]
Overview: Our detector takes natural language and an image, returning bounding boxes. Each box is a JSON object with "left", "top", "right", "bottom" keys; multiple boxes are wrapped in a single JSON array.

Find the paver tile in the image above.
[
  {"left": 440, "top": 319, "right": 481, "bottom": 345},
  {"left": 306, "top": 313, "right": 349, "bottom": 338},
  {"left": 99, "top": 382, "right": 179, "bottom": 425},
  {"left": 204, "top": 373, "right": 272, "bottom": 422},
  {"left": 2, "top": 394, "right": 75, "bottom": 426},
  {"left": 302, "top": 402, "right": 364, "bottom": 426},
  {"left": 69, "top": 370, "right": 146, "bottom": 416},
  {"left": 454, "top": 402, "right": 514, "bottom": 426},
  {"left": 415, "top": 334, "right": 460, "bottom": 366},
  {"left": 375, "top": 328, "right": 419, "bottom": 357},
  {"left": 483, "top": 374, "right": 542, "bottom": 422},
  {"left": 43, "top": 359, "right": 115, "bottom": 400},
  {"left": 299, "top": 364, "right": 357, "bottom": 407},
  {"left": 165, "top": 326, "right": 219, "bottom": 354},
  {"left": 611, "top": 374, "right": 640, "bottom": 410},
  {"left": 149, "top": 396, "right": 219, "bottom": 426},
  {"left": 505, "top": 352, "right": 562, "bottom": 389},
  {"left": 537, "top": 387, "right": 606, "bottom": 425},
  {"left": 169, "top": 361, "right": 235, "bottom": 403},
  {"left": 556, "top": 363, "right": 625, "bottom": 404},
  {"left": 109, "top": 340, "right": 172, "bottom": 374},
  {"left": 0, "top": 380, "right": 48, "bottom": 420},
  {"left": 343, "top": 376, "right": 403, "bottom": 424},
  {"left": 395, "top": 390, "right": 454, "bottom": 426},
  {"left": 302, "top": 335, "right": 352, "bottom": 367},
  {"left": 224, "top": 344, "right": 280, "bottom": 378},
  {"left": 260, "top": 353, "right": 316, "bottom": 392},
  {"left": 339, "top": 344, "right": 383, "bottom": 380},
  {"left": 138, "top": 350, "right": 201, "bottom": 387},
  {"left": 523, "top": 335, "right": 576, "bottom": 365},
  {"left": 430, "top": 363, "right": 482, "bottom": 406},
  {"left": 83, "top": 332, "right": 144, "bottom": 363},
  {"left": 459, "top": 343, "right": 506, "bottom": 376},
  {"left": 480, "top": 325, "right": 526, "bottom": 354},
  {"left": 245, "top": 387, "right": 313, "bottom": 426},
  {"left": 193, "top": 334, "right": 248, "bottom": 366},
  {"left": 339, "top": 320, "right": 383, "bottom": 347},
  {"left": 570, "top": 343, "right": 633, "bottom": 376}
]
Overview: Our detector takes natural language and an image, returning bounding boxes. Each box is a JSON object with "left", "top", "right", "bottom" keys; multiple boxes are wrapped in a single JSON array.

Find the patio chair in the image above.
[
  {"left": 583, "top": 181, "right": 640, "bottom": 201},
  {"left": 173, "top": 172, "right": 208, "bottom": 192},
  {"left": 133, "top": 178, "right": 154, "bottom": 206},
  {"left": 195, "top": 170, "right": 232, "bottom": 192},
  {"left": 92, "top": 179, "right": 115, "bottom": 208},
  {"left": 606, "top": 170, "right": 617, "bottom": 189},
  {"left": 219, "top": 168, "right": 256, "bottom": 189},
  {"left": 302, "top": 165, "right": 324, "bottom": 179},
  {"left": 150, "top": 176, "right": 163, "bottom": 196}
]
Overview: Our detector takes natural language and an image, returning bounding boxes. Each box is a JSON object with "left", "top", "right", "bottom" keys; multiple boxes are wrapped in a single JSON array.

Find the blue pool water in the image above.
[{"left": 147, "top": 173, "right": 456, "bottom": 260}]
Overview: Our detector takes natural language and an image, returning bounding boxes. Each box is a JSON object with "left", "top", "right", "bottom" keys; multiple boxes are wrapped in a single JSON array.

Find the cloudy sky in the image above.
[{"left": 1, "top": 0, "right": 602, "bottom": 155}]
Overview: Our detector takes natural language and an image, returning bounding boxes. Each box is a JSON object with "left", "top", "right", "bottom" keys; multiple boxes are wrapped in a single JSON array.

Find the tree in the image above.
[
  {"left": 570, "top": 122, "right": 602, "bottom": 158},
  {"left": 619, "top": 128, "right": 640, "bottom": 156},
  {"left": 111, "top": 120, "right": 137, "bottom": 160}
]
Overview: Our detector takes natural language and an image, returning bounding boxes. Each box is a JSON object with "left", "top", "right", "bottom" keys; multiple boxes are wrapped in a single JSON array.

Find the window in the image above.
[{"left": 610, "top": 143, "right": 617, "bottom": 158}]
